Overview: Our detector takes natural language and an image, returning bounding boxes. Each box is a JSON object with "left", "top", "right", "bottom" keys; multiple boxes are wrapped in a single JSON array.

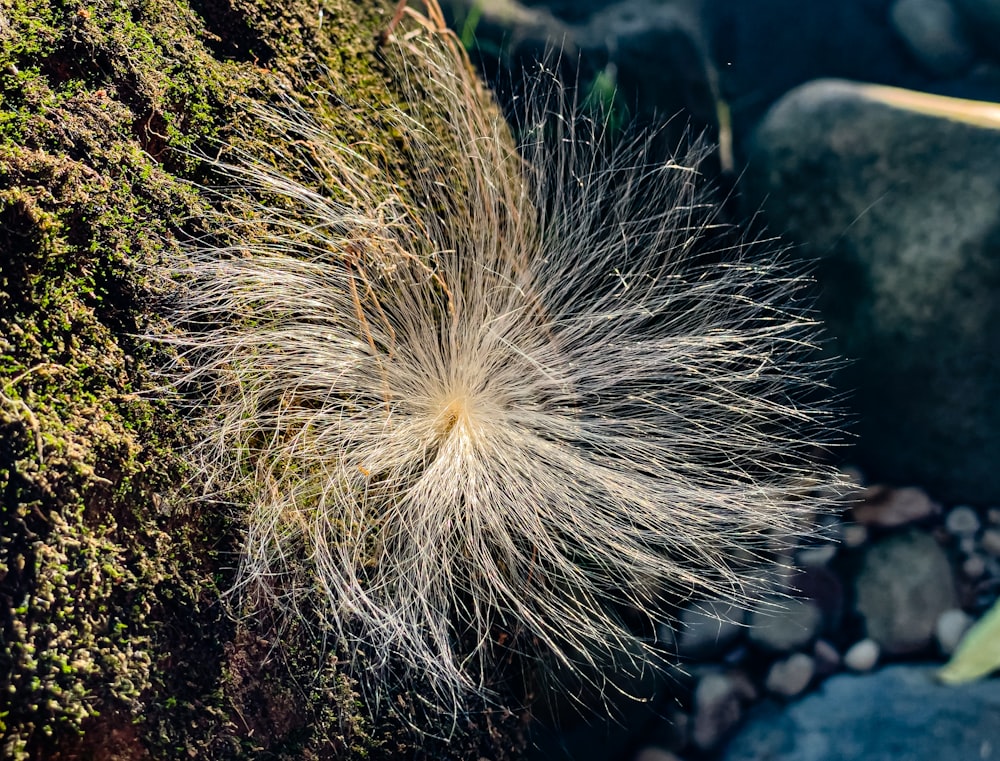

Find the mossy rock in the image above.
[{"left": 0, "top": 0, "right": 525, "bottom": 758}]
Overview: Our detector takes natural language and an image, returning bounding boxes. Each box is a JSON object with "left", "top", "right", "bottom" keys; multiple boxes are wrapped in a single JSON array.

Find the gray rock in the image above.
[
  {"left": 748, "top": 598, "right": 823, "bottom": 653},
  {"left": 855, "top": 530, "right": 957, "bottom": 654},
  {"left": 765, "top": 653, "right": 816, "bottom": 698},
  {"left": 578, "top": 0, "right": 715, "bottom": 126},
  {"left": 890, "top": 0, "right": 974, "bottom": 76},
  {"left": 841, "top": 523, "right": 869, "bottom": 548},
  {"left": 745, "top": 78, "right": 1000, "bottom": 504},
  {"left": 721, "top": 665, "right": 1000, "bottom": 761}
]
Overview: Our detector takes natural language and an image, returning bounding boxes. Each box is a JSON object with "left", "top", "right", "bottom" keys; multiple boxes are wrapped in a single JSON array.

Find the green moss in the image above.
[{"left": 0, "top": 0, "right": 526, "bottom": 758}]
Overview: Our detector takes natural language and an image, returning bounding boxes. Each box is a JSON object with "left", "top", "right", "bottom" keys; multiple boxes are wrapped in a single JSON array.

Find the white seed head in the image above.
[{"left": 160, "top": 16, "right": 839, "bottom": 716}]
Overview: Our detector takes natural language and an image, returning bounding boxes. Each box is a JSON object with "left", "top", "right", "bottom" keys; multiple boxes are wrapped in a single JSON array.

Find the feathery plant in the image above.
[{"left": 161, "top": 0, "right": 839, "bottom": 716}]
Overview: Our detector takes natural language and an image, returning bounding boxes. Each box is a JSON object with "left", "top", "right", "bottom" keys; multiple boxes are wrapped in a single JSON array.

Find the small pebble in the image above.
[
  {"left": 643, "top": 709, "right": 690, "bottom": 754},
  {"left": 796, "top": 544, "right": 838, "bottom": 568},
  {"left": 963, "top": 553, "right": 987, "bottom": 578},
  {"left": 936, "top": 608, "right": 974, "bottom": 655},
  {"left": 946, "top": 505, "right": 981, "bottom": 537},
  {"left": 988, "top": 508, "right": 1000, "bottom": 525},
  {"left": 852, "top": 486, "right": 937, "bottom": 527},
  {"left": 813, "top": 638, "right": 842, "bottom": 675},
  {"left": 844, "top": 638, "right": 880, "bottom": 672},
  {"left": 842, "top": 523, "right": 869, "bottom": 548},
  {"left": 765, "top": 653, "right": 815, "bottom": 697},
  {"left": 981, "top": 528, "right": 1000, "bottom": 557}
]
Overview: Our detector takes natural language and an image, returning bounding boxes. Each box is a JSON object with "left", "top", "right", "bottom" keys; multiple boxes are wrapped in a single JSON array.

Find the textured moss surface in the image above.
[{"left": 0, "top": 0, "right": 524, "bottom": 758}]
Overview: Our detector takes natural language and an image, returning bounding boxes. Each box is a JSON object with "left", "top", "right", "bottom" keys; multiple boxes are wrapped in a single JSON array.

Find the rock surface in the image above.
[
  {"left": 721, "top": 665, "right": 1000, "bottom": 761},
  {"left": 746, "top": 78, "right": 1000, "bottom": 504}
]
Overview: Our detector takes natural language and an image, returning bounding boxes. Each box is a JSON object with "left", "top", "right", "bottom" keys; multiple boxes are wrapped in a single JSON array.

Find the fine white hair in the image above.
[{"left": 159, "top": 5, "right": 840, "bottom": 719}]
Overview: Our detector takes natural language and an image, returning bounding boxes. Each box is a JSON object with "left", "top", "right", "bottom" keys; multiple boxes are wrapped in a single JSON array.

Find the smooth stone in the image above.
[
  {"left": 843, "top": 638, "right": 880, "bottom": 672},
  {"left": 982, "top": 528, "right": 1000, "bottom": 556},
  {"left": 812, "top": 639, "right": 842, "bottom": 676},
  {"left": 632, "top": 749, "right": 683, "bottom": 761},
  {"left": 945, "top": 505, "right": 982, "bottom": 537},
  {"left": 852, "top": 486, "right": 938, "bottom": 528},
  {"left": 765, "top": 653, "right": 816, "bottom": 698},
  {"left": 855, "top": 530, "right": 957, "bottom": 654},
  {"left": 963, "top": 553, "right": 987, "bottom": 577},
  {"left": 746, "top": 79, "right": 1000, "bottom": 504},
  {"left": 796, "top": 544, "right": 838, "bottom": 568}
]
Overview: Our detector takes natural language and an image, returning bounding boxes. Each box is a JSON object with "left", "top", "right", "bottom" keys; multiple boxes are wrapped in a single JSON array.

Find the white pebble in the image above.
[
  {"left": 936, "top": 608, "right": 974, "bottom": 655},
  {"left": 844, "top": 638, "right": 880, "bottom": 672}
]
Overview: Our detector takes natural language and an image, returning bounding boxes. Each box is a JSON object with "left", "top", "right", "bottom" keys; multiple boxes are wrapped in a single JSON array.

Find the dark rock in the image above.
[
  {"left": 890, "top": 0, "right": 974, "bottom": 77},
  {"left": 953, "top": 0, "right": 1000, "bottom": 56}
]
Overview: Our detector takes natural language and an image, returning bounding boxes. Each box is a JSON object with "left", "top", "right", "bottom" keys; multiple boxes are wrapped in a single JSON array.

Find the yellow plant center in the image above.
[{"left": 437, "top": 393, "right": 476, "bottom": 438}]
